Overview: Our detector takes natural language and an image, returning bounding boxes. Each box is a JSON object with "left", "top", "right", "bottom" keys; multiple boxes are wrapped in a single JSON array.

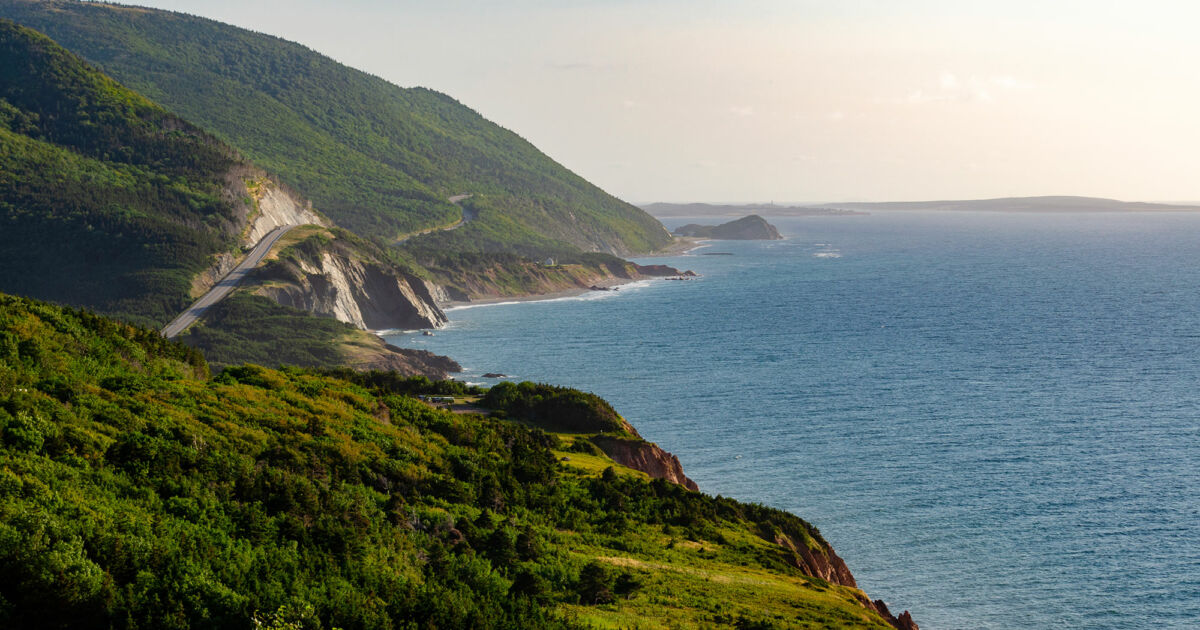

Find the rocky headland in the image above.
[
  {"left": 590, "top": 435, "right": 700, "bottom": 491},
  {"left": 673, "top": 214, "right": 783, "bottom": 240}
]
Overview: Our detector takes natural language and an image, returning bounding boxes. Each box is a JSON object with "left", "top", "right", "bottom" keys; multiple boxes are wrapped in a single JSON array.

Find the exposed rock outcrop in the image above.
[
  {"left": 589, "top": 435, "right": 700, "bottom": 491},
  {"left": 585, "top": 425, "right": 916, "bottom": 629},
  {"left": 258, "top": 248, "right": 447, "bottom": 331},
  {"left": 673, "top": 214, "right": 783, "bottom": 240},
  {"left": 771, "top": 530, "right": 859, "bottom": 588},
  {"left": 242, "top": 179, "right": 326, "bottom": 246},
  {"left": 421, "top": 280, "right": 453, "bottom": 305},
  {"left": 866, "top": 599, "right": 920, "bottom": 630},
  {"left": 772, "top": 528, "right": 919, "bottom": 630},
  {"left": 193, "top": 173, "right": 329, "bottom": 297}
]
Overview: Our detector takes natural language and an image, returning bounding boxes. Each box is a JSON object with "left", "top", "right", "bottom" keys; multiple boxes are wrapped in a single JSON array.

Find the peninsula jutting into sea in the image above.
[{"left": 1, "top": 1, "right": 1196, "bottom": 629}]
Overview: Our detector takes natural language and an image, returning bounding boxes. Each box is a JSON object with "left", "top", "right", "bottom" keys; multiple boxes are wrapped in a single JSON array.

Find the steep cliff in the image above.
[
  {"left": 763, "top": 494, "right": 919, "bottom": 630},
  {"left": 1, "top": 0, "right": 674, "bottom": 256},
  {"left": 190, "top": 173, "right": 329, "bottom": 297},
  {"left": 240, "top": 176, "right": 326, "bottom": 246},
  {"left": 590, "top": 435, "right": 700, "bottom": 491},
  {"left": 251, "top": 227, "right": 447, "bottom": 331},
  {"left": 589, "top": 434, "right": 917, "bottom": 628}
]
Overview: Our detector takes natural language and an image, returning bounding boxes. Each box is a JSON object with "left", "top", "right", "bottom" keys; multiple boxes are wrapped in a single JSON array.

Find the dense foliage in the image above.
[
  {"left": 178, "top": 293, "right": 357, "bottom": 370},
  {"left": 312, "top": 370, "right": 484, "bottom": 399},
  {"left": 0, "top": 0, "right": 672, "bottom": 257},
  {"left": 0, "top": 293, "right": 892, "bottom": 629},
  {"left": 482, "top": 381, "right": 634, "bottom": 436},
  {"left": 0, "top": 19, "right": 244, "bottom": 327}
]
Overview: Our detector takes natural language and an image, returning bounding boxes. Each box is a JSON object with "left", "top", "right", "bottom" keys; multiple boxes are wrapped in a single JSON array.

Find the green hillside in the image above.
[
  {"left": 0, "top": 18, "right": 245, "bottom": 328},
  {"left": 0, "top": 292, "right": 898, "bottom": 629},
  {"left": 0, "top": 20, "right": 450, "bottom": 375},
  {"left": 0, "top": 0, "right": 672, "bottom": 257}
]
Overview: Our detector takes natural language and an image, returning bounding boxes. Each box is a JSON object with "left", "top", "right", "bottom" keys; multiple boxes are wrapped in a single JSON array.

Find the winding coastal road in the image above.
[
  {"left": 396, "top": 194, "right": 474, "bottom": 243},
  {"left": 161, "top": 225, "right": 294, "bottom": 338},
  {"left": 161, "top": 194, "right": 472, "bottom": 339}
]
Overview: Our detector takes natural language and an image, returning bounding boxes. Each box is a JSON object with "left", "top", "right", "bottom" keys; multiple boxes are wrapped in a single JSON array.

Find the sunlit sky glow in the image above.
[{"left": 130, "top": 1, "right": 1200, "bottom": 203}]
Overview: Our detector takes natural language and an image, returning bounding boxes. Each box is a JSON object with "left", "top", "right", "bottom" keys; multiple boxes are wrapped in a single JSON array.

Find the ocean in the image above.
[{"left": 386, "top": 212, "right": 1200, "bottom": 629}]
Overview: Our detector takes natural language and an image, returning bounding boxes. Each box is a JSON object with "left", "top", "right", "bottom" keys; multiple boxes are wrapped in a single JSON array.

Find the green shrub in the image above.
[{"left": 481, "top": 381, "right": 631, "bottom": 435}]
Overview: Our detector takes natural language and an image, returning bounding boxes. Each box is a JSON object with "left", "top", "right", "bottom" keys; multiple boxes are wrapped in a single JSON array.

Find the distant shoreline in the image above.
[
  {"left": 436, "top": 239, "right": 706, "bottom": 311},
  {"left": 643, "top": 195, "right": 1200, "bottom": 217}
]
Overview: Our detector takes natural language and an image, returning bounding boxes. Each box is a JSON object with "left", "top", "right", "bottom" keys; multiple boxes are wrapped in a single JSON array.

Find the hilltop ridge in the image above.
[
  {"left": 0, "top": 0, "right": 672, "bottom": 258},
  {"left": 673, "top": 215, "right": 784, "bottom": 240},
  {"left": 0, "top": 18, "right": 456, "bottom": 373}
]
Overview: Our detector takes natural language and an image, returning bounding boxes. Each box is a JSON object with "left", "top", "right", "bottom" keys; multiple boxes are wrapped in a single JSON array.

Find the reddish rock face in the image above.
[
  {"left": 589, "top": 436, "right": 699, "bottom": 491},
  {"left": 895, "top": 610, "right": 919, "bottom": 630},
  {"left": 867, "top": 599, "right": 920, "bottom": 630},
  {"left": 770, "top": 531, "right": 859, "bottom": 587},
  {"left": 591, "top": 430, "right": 918, "bottom": 630}
]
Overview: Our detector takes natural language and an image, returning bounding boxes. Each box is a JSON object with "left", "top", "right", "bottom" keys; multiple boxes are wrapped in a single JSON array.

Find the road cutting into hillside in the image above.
[
  {"left": 161, "top": 225, "right": 295, "bottom": 338},
  {"left": 396, "top": 194, "right": 474, "bottom": 243},
  {"left": 163, "top": 194, "right": 472, "bottom": 338}
]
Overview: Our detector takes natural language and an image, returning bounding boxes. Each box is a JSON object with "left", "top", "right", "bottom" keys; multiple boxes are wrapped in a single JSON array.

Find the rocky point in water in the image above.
[{"left": 673, "top": 214, "right": 783, "bottom": 240}]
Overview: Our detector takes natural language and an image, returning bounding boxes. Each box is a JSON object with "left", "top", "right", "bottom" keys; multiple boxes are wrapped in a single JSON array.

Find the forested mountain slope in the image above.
[
  {"left": 0, "top": 18, "right": 245, "bottom": 328},
  {"left": 0, "top": 292, "right": 908, "bottom": 629},
  {"left": 0, "top": 20, "right": 461, "bottom": 375},
  {"left": 0, "top": 0, "right": 672, "bottom": 257}
]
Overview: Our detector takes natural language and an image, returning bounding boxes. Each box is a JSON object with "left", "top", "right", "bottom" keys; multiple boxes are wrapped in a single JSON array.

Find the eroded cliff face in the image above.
[
  {"left": 191, "top": 172, "right": 446, "bottom": 334},
  {"left": 592, "top": 426, "right": 918, "bottom": 630},
  {"left": 193, "top": 173, "right": 329, "bottom": 296},
  {"left": 771, "top": 520, "right": 919, "bottom": 630},
  {"left": 241, "top": 180, "right": 326, "bottom": 246},
  {"left": 258, "top": 250, "right": 447, "bottom": 331},
  {"left": 589, "top": 435, "right": 700, "bottom": 491},
  {"left": 772, "top": 530, "right": 859, "bottom": 588}
]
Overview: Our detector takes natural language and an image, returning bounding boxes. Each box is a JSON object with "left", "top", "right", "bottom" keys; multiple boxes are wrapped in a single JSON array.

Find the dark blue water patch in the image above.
[{"left": 386, "top": 212, "right": 1200, "bottom": 629}]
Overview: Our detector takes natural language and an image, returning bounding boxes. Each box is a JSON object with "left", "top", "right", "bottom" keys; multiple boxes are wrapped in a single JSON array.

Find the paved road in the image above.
[
  {"left": 161, "top": 225, "right": 295, "bottom": 338},
  {"left": 163, "top": 194, "right": 470, "bottom": 338}
]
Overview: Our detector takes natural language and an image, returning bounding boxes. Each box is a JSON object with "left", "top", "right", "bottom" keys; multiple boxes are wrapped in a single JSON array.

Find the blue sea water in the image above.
[{"left": 387, "top": 212, "right": 1200, "bottom": 629}]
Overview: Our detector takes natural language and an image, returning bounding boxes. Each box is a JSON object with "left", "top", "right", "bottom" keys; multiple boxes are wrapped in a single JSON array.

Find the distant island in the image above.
[
  {"left": 809, "top": 195, "right": 1200, "bottom": 213},
  {"left": 673, "top": 215, "right": 783, "bottom": 240},
  {"left": 644, "top": 202, "right": 866, "bottom": 218}
]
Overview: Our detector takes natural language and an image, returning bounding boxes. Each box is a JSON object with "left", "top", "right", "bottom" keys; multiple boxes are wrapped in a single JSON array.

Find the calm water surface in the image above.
[{"left": 387, "top": 212, "right": 1200, "bottom": 629}]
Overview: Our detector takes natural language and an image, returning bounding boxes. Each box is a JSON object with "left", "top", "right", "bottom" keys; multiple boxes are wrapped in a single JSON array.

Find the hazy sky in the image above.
[{"left": 131, "top": 1, "right": 1200, "bottom": 203}]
